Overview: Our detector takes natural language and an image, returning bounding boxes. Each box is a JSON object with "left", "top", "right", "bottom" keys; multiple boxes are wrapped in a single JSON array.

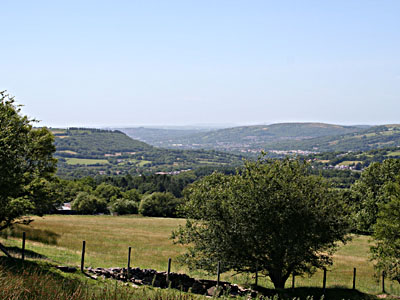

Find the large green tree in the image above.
[
  {"left": 173, "top": 158, "right": 349, "bottom": 289},
  {"left": 351, "top": 159, "right": 400, "bottom": 233},
  {"left": 371, "top": 175, "right": 400, "bottom": 283},
  {"left": 0, "top": 91, "right": 58, "bottom": 231}
]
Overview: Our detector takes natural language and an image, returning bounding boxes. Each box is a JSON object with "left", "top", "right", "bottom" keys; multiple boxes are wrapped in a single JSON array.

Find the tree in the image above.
[
  {"left": 72, "top": 192, "right": 107, "bottom": 214},
  {"left": 94, "top": 182, "right": 122, "bottom": 202},
  {"left": 122, "top": 189, "right": 141, "bottom": 203},
  {"left": 172, "top": 158, "right": 349, "bottom": 289},
  {"left": 351, "top": 159, "right": 400, "bottom": 233},
  {"left": 109, "top": 198, "right": 138, "bottom": 215},
  {"left": 371, "top": 176, "right": 400, "bottom": 283},
  {"left": 139, "top": 192, "right": 181, "bottom": 217},
  {"left": 0, "top": 91, "right": 58, "bottom": 231}
]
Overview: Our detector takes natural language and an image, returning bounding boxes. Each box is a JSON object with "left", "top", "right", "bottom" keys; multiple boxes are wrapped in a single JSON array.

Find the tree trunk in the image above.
[{"left": 270, "top": 271, "right": 290, "bottom": 289}]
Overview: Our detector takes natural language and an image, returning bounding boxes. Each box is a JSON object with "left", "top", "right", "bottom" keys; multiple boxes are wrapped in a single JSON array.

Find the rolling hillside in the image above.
[
  {"left": 54, "top": 128, "right": 152, "bottom": 157},
  {"left": 121, "top": 123, "right": 367, "bottom": 152},
  {"left": 265, "top": 125, "right": 400, "bottom": 152},
  {"left": 119, "top": 123, "right": 400, "bottom": 155},
  {"left": 118, "top": 127, "right": 213, "bottom": 147},
  {"left": 51, "top": 128, "right": 244, "bottom": 178}
]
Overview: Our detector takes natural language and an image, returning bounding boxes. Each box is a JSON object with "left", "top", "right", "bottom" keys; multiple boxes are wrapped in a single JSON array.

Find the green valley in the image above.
[{"left": 52, "top": 128, "right": 244, "bottom": 178}]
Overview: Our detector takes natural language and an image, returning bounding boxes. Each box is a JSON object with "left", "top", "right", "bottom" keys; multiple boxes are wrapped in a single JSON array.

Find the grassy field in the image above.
[
  {"left": 388, "top": 151, "right": 400, "bottom": 157},
  {"left": 0, "top": 256, "right": 210, "bottom": 300},
  {"left": 338, "top": 161, "right": 362, "bottom": 166},
  {"left": 1, "top": 215, "right": 399, "bottom": 296},
  {"left": 124, "top": 158, "right": 152, "bottom": 167},
  {"left": 58, "top": 150, "right": 79, "bottom": 155},
  {"left": 65, "top": 158, "right": 110, "bottom": 165}
]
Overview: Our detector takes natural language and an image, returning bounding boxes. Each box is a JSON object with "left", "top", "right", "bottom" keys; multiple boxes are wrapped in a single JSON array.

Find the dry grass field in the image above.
[{"left": 1, "top": 215, "right": 400, "bottom": 296}]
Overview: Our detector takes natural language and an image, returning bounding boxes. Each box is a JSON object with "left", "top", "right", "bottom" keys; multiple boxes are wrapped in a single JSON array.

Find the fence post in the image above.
[
  {"left": 255, "top": 264, "right": 258, "bottom": 287},
  {"left": 21, "top": 232, "right": 26, "bottom": 261},
  {"left": 353, "top": 268, "right": 356, "bottom": 290},
  {"left": 127, "top": 247, "right": 131, "bottom": 280},
  {"left": 167, "top": 258, "right": 172, "bottom": 285},
  {"left": 323, "top": 268, "right": 327, "bottom": 293},
  {"left": 382, "top": 271, "right": 385, "bottom": 293},
  {"left": 292, "top": 274, "right": 295, "bottom": 290},
  {"left": 217, "top": 261, "right": 221, "bottom": 287},
  {"left": 81, "top": 241, "right": 86, "bottom": 272}
]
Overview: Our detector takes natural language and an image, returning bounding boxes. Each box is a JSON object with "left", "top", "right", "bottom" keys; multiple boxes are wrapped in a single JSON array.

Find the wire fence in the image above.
[{"left": 2, "top": 232, "right": 400, "bottom": 296}]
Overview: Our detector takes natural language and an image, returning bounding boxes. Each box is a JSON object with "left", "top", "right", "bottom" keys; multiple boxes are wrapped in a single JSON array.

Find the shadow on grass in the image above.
[
  {"left": 252, "top": 285, "right": 377, "bottom": 300},
  {"left": 0, "top": 224, "right": 60, "bottom": 245},
  {"left": 5, "top": 246, "right": 47, "bottom": 259},
  {"left": 0, "top": 256, "right": 67, "bottom": 279}
]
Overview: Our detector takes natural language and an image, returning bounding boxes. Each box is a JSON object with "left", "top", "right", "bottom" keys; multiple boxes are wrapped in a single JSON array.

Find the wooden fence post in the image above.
[
  {"left": 292, "top": 274, "right": 295, "bottom": 290},
  {"left": 127, "top": 247, "right": 131, "bottom": 280},
  {"left": 21, "top": 232, "right": 26, "bottom": 261},
  {"left": 81, "top": 241, "right": 86, "bottom": 272},
  {"left": 323, "top": 268, "right": 327, "bottom": 293},
  {"left": 255, "top": 264, "right": 258, "bottom": 287},
  {"left": 167, "top": 258, "right": 172, "bottom": 285},
  {"left": 353, "top": 268, "right": 356, "bottom": 290},
  {"left": 217, "top": 261, "right": 221, "bottom": 287}
]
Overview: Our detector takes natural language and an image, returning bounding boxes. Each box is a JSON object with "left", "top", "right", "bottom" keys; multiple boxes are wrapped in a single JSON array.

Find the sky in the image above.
[{"left": 1, "top": 0, "right": 399, "bottom": 128}]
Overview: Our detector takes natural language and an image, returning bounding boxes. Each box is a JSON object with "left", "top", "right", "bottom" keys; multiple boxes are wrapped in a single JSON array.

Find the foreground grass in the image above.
[
  {"left": 0, "top": 215, "right": 399, "bottom": 296},
  {"left": 0, "top": 257, "right": 210, "bottom": 300},
  {"left": 0, "top": 256, "right": 377, "bottom": 300}
]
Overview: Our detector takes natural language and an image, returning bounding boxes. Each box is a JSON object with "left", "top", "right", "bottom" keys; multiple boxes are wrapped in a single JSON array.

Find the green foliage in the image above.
[
  {"left": 94, "top": 182, "right": 123, "bottom": 201},
  {"left": 351, "top": 159, "right": 400, "bottom": 233},
  {"left": 0, "top": 91, "right": 58, "bottom": 231},
  {"left": 173, "top": 157, "right": 349, "bottom": 289},
  {"left": 109, "top": 198, "right": 139, "bottom": 215},
  {"left": 56, "top": 178, "right": 94, "bottom": 204},
  {"left": 139, "top": 192, "right": 182, "bottom": 217},
  {"left": 122, "top": 189, "right": 141, "bottom": 202},
  {"left": 72, "top": 192, "right": 108, "bottom": 214},
  {"left": 371, "top": 176, "right": 400, "bottom": 283}
]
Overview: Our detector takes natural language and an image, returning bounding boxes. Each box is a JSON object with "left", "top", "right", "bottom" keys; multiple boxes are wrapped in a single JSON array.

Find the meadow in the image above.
[
  {"left": 1, "top": 215, "right": 400, "bottom": 297},
  {"left": 65, "top": 158, "right": 110, "bottom": 165}
]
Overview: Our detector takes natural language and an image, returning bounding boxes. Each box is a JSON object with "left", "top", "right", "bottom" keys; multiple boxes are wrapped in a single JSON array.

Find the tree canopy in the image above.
[
  {"left": 351, "top": 159, "right": 400, "bottom": 233},
  {"left": 173, "top": 157, "right": 349, "bottom": 288},
  {"left": 0, "top": 91, "right": 58, "bottom": 230},
  {"left": 371, "top": 175, "right": 400, "bottom": 283}
]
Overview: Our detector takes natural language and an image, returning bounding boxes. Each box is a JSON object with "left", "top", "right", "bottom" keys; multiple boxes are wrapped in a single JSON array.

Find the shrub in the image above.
[
  {"left": 139, "top": 192, "right": 182, "bottom": 217},
  {"left": 72, "top": 192, "right": 108, "bottom": 214},
  {"left": 123, "top": 189, "right": 141, "bottom": 202},
  {"left": 109, "top": 198, "right": 139, "bottom": 215}
]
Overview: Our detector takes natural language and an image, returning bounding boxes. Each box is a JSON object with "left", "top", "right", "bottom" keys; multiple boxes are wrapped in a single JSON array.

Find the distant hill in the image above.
[
  {"left": 118, "top": 127, "right": 214, "bottom": 146},
  {"left": 53, "top": 128, "right": 152, "bottom": 157},
  {"left": 120, "top": 123, "right": 366, "bottom": 153},
  {"left": 265, "top": 124, "right": 400, "bottom": 152},
  {"left": 51, "top": 128, "right": 243, "bottom": 178}
]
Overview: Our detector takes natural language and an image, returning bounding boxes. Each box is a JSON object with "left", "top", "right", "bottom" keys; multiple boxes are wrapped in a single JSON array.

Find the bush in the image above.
[
  {"left": 139, "top": 192, "right": 182, "bottom": 217},
  {"left": 123, "top": 189, "right": 141, "bottom": 202},
  {"left": 109, "top": 198, "right": 139, "bottom": 215},
  {"left": 72, "top": 192, "right": 108, "bottom": 214}
]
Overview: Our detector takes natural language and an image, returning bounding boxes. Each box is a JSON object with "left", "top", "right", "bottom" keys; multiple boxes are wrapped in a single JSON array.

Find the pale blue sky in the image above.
[{"left": 1, "top": 0, "right": 399, "bottom": 127}]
